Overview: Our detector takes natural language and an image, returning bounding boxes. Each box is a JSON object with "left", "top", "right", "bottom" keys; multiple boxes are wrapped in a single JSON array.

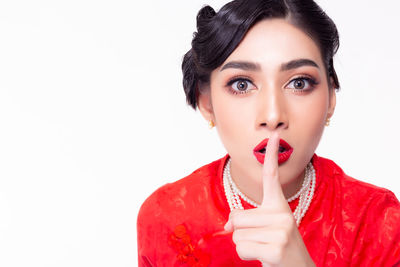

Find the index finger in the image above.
[{"left": 261, "top": 131, "right": 287, "bottom": 208}]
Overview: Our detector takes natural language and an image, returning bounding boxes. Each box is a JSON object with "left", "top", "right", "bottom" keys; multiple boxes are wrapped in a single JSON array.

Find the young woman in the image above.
[{"left": 137, "top": 0, "right": 400, "bottom": 266}]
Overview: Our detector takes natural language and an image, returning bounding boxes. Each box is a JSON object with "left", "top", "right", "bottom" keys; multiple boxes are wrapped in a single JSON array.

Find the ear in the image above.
[
  {"left": 327, "top": 78, "right": 336, "bottom": 119},
  {"left": 197, "top": 89, "right": 216, "bottom": 124}
]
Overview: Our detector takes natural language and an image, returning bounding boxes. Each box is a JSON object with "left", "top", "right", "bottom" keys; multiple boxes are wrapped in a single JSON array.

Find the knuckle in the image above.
[
  {"left": 232, "top": 230, "right": 240, "bottom": 244},
  {"left": 235, "top": 243, "right": 248, "bottom": 259},
  {"left": 281, "top": 213, "right": 295, "bottom": 228},
  {"left": 230, "top": 211, "right": 242, "bottom": 226},
  {"left": 283, "top": 212, "right": 293, "bottom": 222},
  {"left": 277, "top": 230, "right": 289, "bottom": 246},
  {"left": 271, "top": 247, "right": 284, "bottom": 263}
]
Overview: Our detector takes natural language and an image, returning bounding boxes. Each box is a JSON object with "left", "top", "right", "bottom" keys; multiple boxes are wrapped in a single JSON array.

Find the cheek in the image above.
[
  {"left": 211, "top": 90, "right": 254, "bottom": 152},
  {"left": 289, "top": 91, "right": 329, "bottom": 153}
]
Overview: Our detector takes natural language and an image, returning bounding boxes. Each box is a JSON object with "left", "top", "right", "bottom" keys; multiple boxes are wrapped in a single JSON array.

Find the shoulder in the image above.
[
  {"left": 137, "top": 155, "right": 226, "bottom": 225},
  {"left": 315, "top": 155, "right": 400, "bottom": 264},
  {"left": 314, "top": 155, "right": 399, "bottom": 204},
  {"left": 314, "top": 155, "right": 400, "bottom": 233},
  {"left": 136, "top": 155, "right": 227, "bottom": 264}
]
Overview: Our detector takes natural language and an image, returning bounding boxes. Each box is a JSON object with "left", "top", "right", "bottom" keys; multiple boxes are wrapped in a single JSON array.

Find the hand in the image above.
[{"left": 224, "top": 132, "right": 315, "bottom": 267}]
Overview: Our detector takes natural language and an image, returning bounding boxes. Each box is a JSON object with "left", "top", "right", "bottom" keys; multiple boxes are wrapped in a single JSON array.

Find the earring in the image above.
[
  {"left": 208, "top": 119, "right": 215, "bottom": 129},
  {"left": 325, "top": 117, "right": 331, "bottom": 127}
]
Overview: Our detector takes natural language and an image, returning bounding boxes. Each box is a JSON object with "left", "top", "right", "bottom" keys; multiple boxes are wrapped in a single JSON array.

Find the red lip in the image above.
[{"left": 253, "top": 138, "right": 293, "bottom": 164}]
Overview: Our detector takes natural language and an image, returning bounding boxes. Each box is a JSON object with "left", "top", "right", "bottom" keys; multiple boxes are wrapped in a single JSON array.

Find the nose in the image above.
[{"left": 255, "top": 87, "right": 288, "bottom": 131}]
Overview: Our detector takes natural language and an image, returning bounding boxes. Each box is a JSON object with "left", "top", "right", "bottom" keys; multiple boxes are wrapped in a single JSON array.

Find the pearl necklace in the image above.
[{"left": 223, "top": 158, "right": 316, "bottom": 226}]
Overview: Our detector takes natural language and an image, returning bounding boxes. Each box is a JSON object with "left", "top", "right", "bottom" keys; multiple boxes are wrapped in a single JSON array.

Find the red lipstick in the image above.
[{"left": 253, "top": 138, "right": 293, "bottom": 164}]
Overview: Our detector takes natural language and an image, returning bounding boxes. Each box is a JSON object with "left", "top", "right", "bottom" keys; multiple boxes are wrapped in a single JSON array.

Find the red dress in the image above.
[{"left": 137, "top": 154, "right": 400, "bottom": 266}]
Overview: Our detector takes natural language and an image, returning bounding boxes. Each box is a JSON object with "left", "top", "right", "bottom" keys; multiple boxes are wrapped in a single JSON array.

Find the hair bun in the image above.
[
  {"left": 196, "top": 5, "right": 216, "bottom": 25},
  {"left": 182, "top": 49, "right": 198, "bottom": 109}
]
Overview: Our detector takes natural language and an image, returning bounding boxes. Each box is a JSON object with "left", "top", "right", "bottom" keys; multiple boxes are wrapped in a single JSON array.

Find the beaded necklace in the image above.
[{"left": 223, "top": 158, "right": 316, "bottom": 226}]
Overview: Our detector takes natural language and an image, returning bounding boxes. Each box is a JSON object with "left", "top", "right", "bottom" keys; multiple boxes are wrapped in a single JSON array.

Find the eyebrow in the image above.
[
  {"left": 220, "top": 61, "right": 261, "bottom": 72},
  {"left": 220, "top": 58, "right": 319, "bottom": 72},
  {"left": 280, "top": 59, "right": 320, "bottom": 71}
]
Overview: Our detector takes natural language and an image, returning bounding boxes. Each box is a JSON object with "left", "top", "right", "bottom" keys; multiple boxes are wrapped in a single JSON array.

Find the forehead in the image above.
[{"left": 220, "top": 18, "right": 323, "bottom": 71}]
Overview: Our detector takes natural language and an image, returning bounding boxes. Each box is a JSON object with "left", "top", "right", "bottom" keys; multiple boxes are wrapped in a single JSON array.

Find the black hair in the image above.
[{"left": 182, "top": 0, "right": 340, "bottom": 110}]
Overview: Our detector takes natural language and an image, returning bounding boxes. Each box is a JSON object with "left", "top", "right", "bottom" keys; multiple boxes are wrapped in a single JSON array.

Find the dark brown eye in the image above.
[
  {"left": 228, "top": 78, "right": 255, "bottom": 95},
  {"left": 293, "top": 79, "right": 305, "bottom": 89},
  {"left": 236, "top": 80, "right": 248, "bottom": 91},
  {"left": 286, "top": 76, "right": 317, "bottom": 92}
]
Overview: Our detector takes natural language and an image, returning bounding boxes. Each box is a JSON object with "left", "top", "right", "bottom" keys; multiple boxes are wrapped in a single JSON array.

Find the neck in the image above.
[{"left": 229, "top": 159, "right": 305, "bottom": 205}]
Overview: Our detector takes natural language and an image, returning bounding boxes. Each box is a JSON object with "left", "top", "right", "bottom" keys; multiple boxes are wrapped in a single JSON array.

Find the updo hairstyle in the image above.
[{"left": 182, "top": 0, "right": 340, "bottom": 110}]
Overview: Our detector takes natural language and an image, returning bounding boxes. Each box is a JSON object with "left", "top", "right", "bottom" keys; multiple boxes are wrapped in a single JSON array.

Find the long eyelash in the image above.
[
  {"left": 225, "top": 76, "right": 318, "bottom": 95},
  {"left": 294, "top": 76, "right": 318, "bottom": 85},
  {"left": 226, "top": 77, "right": 253, "bottom": 95},
  {"left": 290, "top": 76, "right": 319, "bottom": 92}
]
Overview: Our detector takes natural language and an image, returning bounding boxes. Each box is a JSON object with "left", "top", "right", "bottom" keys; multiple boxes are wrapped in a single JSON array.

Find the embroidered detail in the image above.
[{"left": 168, "top": 224, "right": 211, "bottom": 267}]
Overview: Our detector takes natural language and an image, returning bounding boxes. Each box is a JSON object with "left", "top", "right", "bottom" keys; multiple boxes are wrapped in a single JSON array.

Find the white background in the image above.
[{"left": 0, "top": 0, "right": 399, "bottom": 266}]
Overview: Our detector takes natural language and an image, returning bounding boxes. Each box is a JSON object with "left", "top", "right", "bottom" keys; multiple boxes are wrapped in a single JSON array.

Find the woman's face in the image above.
[{"left": 199, "top": 18, "right": 336, "bottom": 192}]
